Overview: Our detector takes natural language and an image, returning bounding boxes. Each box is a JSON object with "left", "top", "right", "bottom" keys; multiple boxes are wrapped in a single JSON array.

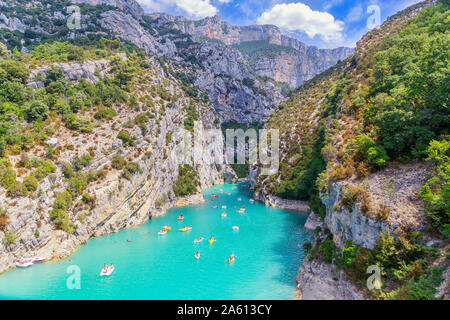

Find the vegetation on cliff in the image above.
[{"left": 259, "top": 1, "right": 449, "bottom": 299}]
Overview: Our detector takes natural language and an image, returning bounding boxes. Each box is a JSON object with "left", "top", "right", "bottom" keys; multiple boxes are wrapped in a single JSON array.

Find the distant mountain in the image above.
[
  {"left": 0, "top": 0, "right": 352, "bottom": 123},
  {"left": 147, "top": 13, "right": 354, "bottom": 87}
]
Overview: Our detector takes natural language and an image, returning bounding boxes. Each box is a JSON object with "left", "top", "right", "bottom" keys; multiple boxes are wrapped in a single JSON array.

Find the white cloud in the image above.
[
  {"left": 176, "top": 0, "right": 218, "bottom": 18},
  {"left": 216, "top": 0, "right": 233, "bottom": 3},
  {"left": 257, "top": 2, "right": 344, "bottom": 42},
  {"left": 137, "top": 0, "right": 217, "bottom": 19},
  {"left": 324, "top": 0, "right": 344, "bottom": 11},
  {"left": 345, "top": 4, "right": 363, "bottom": 23}
]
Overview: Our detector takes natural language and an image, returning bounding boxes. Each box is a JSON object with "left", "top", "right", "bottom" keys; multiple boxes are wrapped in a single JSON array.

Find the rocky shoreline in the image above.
[
  {"left": 252, "top": 190, "right": 310, "bottom": 213},
  {"left": 0, "top": 191, "right": 209, "bottom": 275},
  {"left": 294, "top": 211, "right": 365, "bottom": 300}
]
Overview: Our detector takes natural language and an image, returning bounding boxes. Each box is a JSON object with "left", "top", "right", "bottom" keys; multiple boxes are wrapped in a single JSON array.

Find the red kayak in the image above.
[{"left": 211, "top": 194, "right": 219, "bottom": 198}]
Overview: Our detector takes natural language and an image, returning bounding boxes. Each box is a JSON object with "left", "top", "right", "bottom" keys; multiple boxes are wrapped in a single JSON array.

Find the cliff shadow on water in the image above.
[{"left": 268, "top": 209, "right": 312, "bottom": 287}]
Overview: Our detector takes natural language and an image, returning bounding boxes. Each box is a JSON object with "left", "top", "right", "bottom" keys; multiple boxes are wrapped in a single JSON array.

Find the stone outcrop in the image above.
[
  {"left": 296, "top": 258, "right": 365, "bottom": 300},
  {"left": 100, "top": 10, "right": 177, "bottom": 57},
  {"left": 28, "top": 59, "right": 111, "bottom": 88},
  {"left": 253, "top": 190, "right": 309, "bottom": 213},
  {"left": 71, "top": 0, "right": 144, "bottom": 19},
  {"left": 0, "top": 14, "right": 25, "bottom": 32},
  {"left": 323, "top": 162, "right": 429, "bottom": 250}
]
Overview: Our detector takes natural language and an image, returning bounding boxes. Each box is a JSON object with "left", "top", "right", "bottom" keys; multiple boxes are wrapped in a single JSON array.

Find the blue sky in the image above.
[{"left": 137, "top": 0, "right": 421, "bottom": 48}]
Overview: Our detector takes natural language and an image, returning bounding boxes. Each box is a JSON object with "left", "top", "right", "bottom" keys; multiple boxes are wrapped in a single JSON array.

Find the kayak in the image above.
[
  {"left": 163, "top": 225, "right": 171, "bottom": 231},
  {"left": 193, "top": 237, "right": 204, "bottom": 243},
  {"left": 179, "top": 226, "right": 192, "bottom": 232},
  {"left": 237, "top": 209, "right": 244, "bottom": 214},
  {"left": 100, "top": 266, "right": 114, "bottom": 276},
  {"left": 221, "top": 205, "right": 226, "bottom": 209},
  {"left": 158, "top": 229, "right": 167, "bottom": 235},
  {"left": 177, "top": 215, "right": 184, "bottom": 220},
  {"left": 237, "top": 198, "right": 241, "bottom": 201},
  {"left": 249, "top": 199, "right": 255, "bottom": 203},
  {"left": 212, "top": 205, "right": 217, "bottom": 208},
  {"left": 228, "top": 257, "right": 235, "bottom": 264},
  {"left": 232, "top": 226, "right": 239, "bottom": 231},
  {"left": 195, "top": 252, "right": 200, "bottom": 259},
  {"left": 212, "top": 194, "right": 219, "bottom": 198},
  {"left": 208, "top": 238, "right": 215, "bottom": 244},
  {"left": 221, "top": 212, "right": 227, "bottom": 217}
]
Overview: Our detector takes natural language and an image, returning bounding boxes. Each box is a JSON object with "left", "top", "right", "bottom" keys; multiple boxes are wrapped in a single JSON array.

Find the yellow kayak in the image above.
[
  {"left": 178, "top": 226, "right": 192, "bottom": 232},
  {"left": 208, "top": 238, "right": 215, "bottom": 244}
]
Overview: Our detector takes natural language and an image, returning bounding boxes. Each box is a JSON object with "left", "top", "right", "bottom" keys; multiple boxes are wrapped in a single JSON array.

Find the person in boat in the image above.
[
  {"left": 110, "top": 263, "right": 114, "bottom": 269},
  {"left": 195, "top": 251, "right": 200, "bottom": 258},
  {"left": 103, "top": 264, "right": 108, "bottom": 272},
  {"left": 230, "top": 253, "right": 235, "bottom": 260}
]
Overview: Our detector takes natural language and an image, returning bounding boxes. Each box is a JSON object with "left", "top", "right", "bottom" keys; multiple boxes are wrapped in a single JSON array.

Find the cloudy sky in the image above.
[{"left": 136, "top": 0, "right": 421, "bottom": 48}]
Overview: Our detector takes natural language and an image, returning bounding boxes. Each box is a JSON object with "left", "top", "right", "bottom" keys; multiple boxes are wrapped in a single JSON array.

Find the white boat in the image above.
[
  {"left": 158, "top": 229, "right": 167, "bottom": 235},
  {"left": 32, "top": 257, "right": 46, "bottom": 263},
  {"left": 100, "top": 266, "right": 114, "bottom": 276},
  {"left": 16, "top": 260, "right": 33, "bottom": 268},
  {"left": 221, "top": 205, "right": 226, "bottom": 209}
]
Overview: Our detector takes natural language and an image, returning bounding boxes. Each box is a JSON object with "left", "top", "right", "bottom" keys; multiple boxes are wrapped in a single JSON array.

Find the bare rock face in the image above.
[
  {"left": 71, "top": 0, "right": 144, "bottom": 18},
  {"left": 296, "top": 258, "right": 365, "bottom": 300},
  {"left": 100, "top": 10, "right": 177, "bottom": 57},
  {"left": 0, "top": 13, "right": 25, "bottom": 32},
  {"left": 0, "top": 55, "right": 226, "bottom": 273},
  {"left": 28, "top": 59, "right": 110, "bottom": 88},
  {"left": 253, "top": 190, "right": 310, "bottom": 213},
  {"left": 323, "top": 163, "right": 429, "bottom": 250}
]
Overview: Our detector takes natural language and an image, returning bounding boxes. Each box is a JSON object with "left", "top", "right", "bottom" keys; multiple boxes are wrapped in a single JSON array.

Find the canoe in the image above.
[{"left": 193, "top": 237, "right": 204, "bottom": 243}]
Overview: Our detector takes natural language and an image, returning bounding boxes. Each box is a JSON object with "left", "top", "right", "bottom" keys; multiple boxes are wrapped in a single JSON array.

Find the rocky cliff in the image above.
[
  {"left": 0, "top": 52, "right": 227, "bottom": 273},
  {"left": 148, "top": 13, "right": 353, "bottom": 87}
]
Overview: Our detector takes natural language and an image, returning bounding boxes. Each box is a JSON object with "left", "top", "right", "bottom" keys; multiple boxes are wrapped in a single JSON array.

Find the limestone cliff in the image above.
[{"left": 0, "top": 53, "right": 226, "bottom": 273}]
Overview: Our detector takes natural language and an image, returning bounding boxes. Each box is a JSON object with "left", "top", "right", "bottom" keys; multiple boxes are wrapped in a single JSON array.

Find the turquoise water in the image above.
[{"left": 0, "top": 183, "right": 311, "bottom": 300}]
